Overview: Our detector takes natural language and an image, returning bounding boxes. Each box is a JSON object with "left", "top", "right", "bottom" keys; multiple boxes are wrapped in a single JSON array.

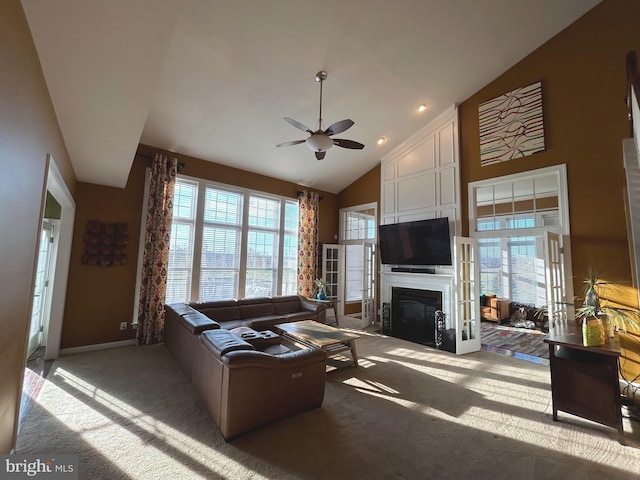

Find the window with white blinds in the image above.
[
  {"left": 166, "top": 180, "right": 197, "bottom": 303},
  {"left": 281, "top": 202, "right": 299, "bottom": 295},
  {"left": 165, "top": 176, "right": 298, "bottom": 304},
  {"left": 199, "top": 187, "right": 243, "bottom": 301}
]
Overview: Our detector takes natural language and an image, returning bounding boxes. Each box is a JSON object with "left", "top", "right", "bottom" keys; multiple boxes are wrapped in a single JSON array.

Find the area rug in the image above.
[{"left": 481, "top": 321, "right": 549, "bottom": 364}]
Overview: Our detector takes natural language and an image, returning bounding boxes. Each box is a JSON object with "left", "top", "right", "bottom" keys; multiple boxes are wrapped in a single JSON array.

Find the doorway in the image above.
[
  {"left": 32, "top": 155, "right": 76, "bottom": 360},
  {"left": 20, "top": 156, "right": 75, "bottom": 434},
  {"left": 27, "top": 219, "right": 55, "bottom": 360}
]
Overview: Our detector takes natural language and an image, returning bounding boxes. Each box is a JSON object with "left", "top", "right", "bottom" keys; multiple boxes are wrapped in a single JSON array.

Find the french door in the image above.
[
  {"left": 544, "top": 232, "right": 573, "bottom": 328},
  {"left": 455, "top": 236, "right": 481, "bottom": 354},
  {"left": 28, "top": 221, "right": 54, "bottom": 358},
  {"left": 361, "top": 241, "right": 376, "bottom": 327},
  {"left": 322, "top": 244, "right": 344, "bottom": 320},
  {"left": 322, "top": 242, "right": 376, "bottom": 328}
]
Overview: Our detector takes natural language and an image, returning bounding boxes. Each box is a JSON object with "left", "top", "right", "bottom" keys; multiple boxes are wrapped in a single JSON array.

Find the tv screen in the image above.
[{"left": 378, "top": 217, "right": 452, "bottom": 266}]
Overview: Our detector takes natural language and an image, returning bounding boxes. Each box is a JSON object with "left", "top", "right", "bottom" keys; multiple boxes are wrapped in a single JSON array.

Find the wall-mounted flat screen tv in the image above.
[{"left": 378, "top": 217, "right": 452, "bottom": 266}]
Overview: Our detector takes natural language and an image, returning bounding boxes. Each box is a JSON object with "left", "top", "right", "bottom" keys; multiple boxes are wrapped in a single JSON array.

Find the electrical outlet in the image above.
[{"left": 120, "top": 322, "right": 128, "bottom": 331}]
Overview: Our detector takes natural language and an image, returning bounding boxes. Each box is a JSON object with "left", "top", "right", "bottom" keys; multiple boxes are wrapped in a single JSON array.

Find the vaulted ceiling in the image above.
[{"left": 22, "top": 0, "right": 600, "bottom": 194}]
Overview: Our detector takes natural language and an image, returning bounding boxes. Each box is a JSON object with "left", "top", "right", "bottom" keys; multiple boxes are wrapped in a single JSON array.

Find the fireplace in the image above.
[
  {"left": 391, "top": 287, "right": 442, "bottom": 346},
  {"left": 381, "top": 270, "right": 458, "bottom": 353}
]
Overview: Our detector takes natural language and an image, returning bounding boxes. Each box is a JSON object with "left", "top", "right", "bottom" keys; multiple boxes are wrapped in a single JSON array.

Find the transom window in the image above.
[{"left": 165, "top": 176, "right": 298, "bottom": 304}]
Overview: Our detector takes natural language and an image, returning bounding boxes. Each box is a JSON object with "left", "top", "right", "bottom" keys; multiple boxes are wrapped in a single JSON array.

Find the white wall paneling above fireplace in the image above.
[
  {"left": 380, "top": 104, "right": 460, "bottom": 237},
  {"left": 378, "top": 105, "right": 479, "bottom": 354}
]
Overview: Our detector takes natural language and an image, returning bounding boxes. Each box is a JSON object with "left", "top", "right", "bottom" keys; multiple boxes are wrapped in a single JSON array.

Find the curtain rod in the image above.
[
  {"left": 135, "top": 152, "right": 185, "bottom": 171},
  {"left": 297, "top": 190, "right": 324, "bottom": 201}
]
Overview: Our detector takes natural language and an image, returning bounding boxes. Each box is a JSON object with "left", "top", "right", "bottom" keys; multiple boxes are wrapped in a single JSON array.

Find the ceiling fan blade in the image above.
[
  {"left": 276, "top": 140, "right": 306, "bottom": 148},
  {"left": 284, "top": 117, "right": 313, "bottom": 134},
  {"left": 324, "top": 119, "right": 354, "bottom": 136},
  {"left": 315, "top": 151, "right": 326, "bottom": 160},
  {"left": 333, "top": 138, "right": 365, "bottom": 150}
]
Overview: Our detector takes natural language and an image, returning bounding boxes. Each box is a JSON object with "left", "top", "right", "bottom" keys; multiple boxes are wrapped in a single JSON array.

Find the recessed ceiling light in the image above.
[
  {"left": 418, "top": 104, "right": 427, "bottom": 112},
  {"left": 377, "top": 137, "right": 386, "bottom": 145}
]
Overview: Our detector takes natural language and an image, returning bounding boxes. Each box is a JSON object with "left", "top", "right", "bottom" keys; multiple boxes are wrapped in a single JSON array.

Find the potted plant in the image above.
[
  {"left": 576, "top": 270, "right": 640, "bottom": 338},
  {"left": 314, "top": 278, "right": 328, "bottom": 300},
  {"left": 536, "top": 269, "right": 640, "bottom": 345}
]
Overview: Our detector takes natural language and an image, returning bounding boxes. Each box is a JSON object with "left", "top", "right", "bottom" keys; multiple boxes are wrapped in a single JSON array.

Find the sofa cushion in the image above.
[
  {"left": 272, "top": 295, "right": 302, "bottom": 314},
  {"left": 200, "top": 329, "right": 255, "bottom": 359},
  {"left": 281, "top": 311, "right": 316, "bottom": 323},
  {"left": 239, "top": 298, "right": 275, "bottom": 319},
  {"left": 165, "top": 303, "right": 219, "bottom": 334},
  {"left": 191, "top": 300, "right": 240, "bottom": 322},
  {"left": 249, "top": 315, "right": 288, "bottom": 331},
  {"left": 179, "top": 311, "right": 220, "bottom": 334}
]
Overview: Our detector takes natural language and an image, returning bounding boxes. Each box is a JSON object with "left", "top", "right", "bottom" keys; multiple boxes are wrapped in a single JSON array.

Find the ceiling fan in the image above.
[{"left": 276, "top": 71, "right": 365, "bottom": 160}]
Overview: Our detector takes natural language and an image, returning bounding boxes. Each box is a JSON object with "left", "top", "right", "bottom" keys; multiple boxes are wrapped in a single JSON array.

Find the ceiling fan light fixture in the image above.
[
  {"left": 306, "top": 133, "right": 334, "bottom": 152},
  {"left": 277, "top": 70, "right": 364, "bottom": 158}
]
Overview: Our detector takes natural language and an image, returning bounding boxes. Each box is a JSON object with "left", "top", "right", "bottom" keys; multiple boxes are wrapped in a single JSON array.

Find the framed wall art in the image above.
[{"left": 479, "top": 81, "right": 545, "bottom": 166}]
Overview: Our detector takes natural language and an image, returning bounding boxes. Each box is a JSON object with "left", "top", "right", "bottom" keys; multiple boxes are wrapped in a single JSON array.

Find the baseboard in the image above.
[{"left": 60, "top": 339, "right": 136, "bottom": 356}]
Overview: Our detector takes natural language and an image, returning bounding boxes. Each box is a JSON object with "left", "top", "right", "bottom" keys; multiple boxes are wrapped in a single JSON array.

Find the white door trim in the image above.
[{"left": 43, "top": 155, "right": 76, "bottom": 360}]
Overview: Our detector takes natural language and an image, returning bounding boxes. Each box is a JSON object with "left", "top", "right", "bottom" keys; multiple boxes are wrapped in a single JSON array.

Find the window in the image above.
[
  {"left": 339, "top": 203, "right": 377, "bottom": 303},
  {"left": 165, "top": 176, "right": 298, "bottom": 303},
  {"left": 281, "top": 202, "right": 299, "bottom": 295},
  {"left": 199, "top": 187, "right": 243, "bottom": 301},
  {"left": 469, "top": 165, "right": 569, "bottom": 306},
  {"left": 245, "top": 195, "right": 279, "bottom": 298},
  {"left": 345, "top": 244, "right": 364, "bottom": 302},
  {"left": 166, "top": 180, "right": 197, "bottom": 303}
]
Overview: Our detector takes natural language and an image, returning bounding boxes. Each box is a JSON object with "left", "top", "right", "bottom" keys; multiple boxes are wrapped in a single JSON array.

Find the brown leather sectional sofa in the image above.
[
  {"left": 164, "top": 295, "right": 328, "bottom": 440},
  {"left": 164, "top": 295, "right": 326, "bottom": 380}
]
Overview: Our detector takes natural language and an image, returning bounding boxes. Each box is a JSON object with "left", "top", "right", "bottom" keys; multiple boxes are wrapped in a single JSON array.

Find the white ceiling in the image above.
[{"left": 22, "top": 0, "right": 600, "bottom": 194}]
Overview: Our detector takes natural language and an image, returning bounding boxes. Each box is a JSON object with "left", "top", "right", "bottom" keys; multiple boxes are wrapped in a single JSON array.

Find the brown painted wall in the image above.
[
  {"left": 61, "top": 161, "right": 147, "bottom": 348},
  {"left": 459, "top": 0, "right": 640, "bottom": 298},
  {"left": 337, "top": 164, "right": 381, "bottom": 211},
  {"left": 0, "top": 0, "right": 77, "bottom": 453},
  {"left": 61, "top": 144, "right": 338, "bottom": 348}
]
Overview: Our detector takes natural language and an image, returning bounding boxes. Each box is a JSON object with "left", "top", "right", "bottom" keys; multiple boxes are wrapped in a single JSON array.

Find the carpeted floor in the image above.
[
  {"left": 16, "top": 328, "right": 640, "bottom": 480},
  {"left": 480, "top": 321, "right": 549, "bottom": 364}
]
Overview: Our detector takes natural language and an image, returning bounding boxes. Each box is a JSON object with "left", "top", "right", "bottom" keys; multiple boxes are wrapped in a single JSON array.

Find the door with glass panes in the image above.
[{"left": 322, "top": 244, "right": 344, "bottom": 325}]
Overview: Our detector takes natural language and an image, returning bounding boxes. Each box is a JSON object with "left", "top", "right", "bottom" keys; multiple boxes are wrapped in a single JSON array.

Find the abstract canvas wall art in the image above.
[{"left": 479, "top": 82, "right": 544, "bottom": 166}]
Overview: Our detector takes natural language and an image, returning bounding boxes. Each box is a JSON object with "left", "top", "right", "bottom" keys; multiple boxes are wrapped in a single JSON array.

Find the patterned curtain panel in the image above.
[
  {"left": 297, "top": 190, "right": 320, "bottom": 297},
  {"left": 137, "top": 154, "right": 178, "bottom": 345}
]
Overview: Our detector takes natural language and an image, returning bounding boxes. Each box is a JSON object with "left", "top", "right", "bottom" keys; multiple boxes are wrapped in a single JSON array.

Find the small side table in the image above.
[
  {"left": 544, "top": 321, "right": 625, "bottom": 444},
  {"left": 308, "top": 298, "right": 340, "bottom": 327}
]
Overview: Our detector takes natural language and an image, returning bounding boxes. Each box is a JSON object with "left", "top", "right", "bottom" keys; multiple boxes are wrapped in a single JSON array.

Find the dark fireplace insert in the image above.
[{"left": 390, "top": 287, "right": 455, "bottom": 353}]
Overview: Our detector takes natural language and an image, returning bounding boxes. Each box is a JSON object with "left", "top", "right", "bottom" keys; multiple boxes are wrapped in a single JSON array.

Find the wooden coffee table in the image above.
[{"left": 275, "top": 320, "right": 360, "bottom": 367}]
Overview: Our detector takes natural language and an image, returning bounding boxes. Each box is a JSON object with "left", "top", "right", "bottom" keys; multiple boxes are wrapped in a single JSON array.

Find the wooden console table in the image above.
[{"left": 544, "top": 322, "right": 625, "bottom": 444}]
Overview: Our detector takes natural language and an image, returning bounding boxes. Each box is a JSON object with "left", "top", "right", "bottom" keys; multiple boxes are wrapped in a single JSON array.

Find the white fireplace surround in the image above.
[{"left": 381, "top": 271, "right": 454, "bottom": 330}]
